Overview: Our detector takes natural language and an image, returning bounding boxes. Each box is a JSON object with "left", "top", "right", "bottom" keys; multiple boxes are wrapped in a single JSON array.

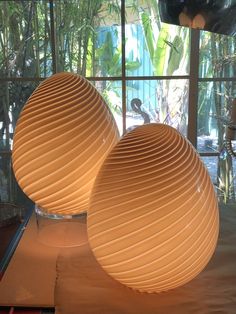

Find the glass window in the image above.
[
  {"left": 126, "top": 79, "right": 189, "bottom": 135},
  {"left": 125, "top": 0, "right": 190, "bottom": 77},
  {"left": 54, "top": 0, "right": 121, "bottom": 77},
  {"left": 0, "top": 153, "right": 12, "bottom": 202},
  {"left": 0, "top": 81, "right": 40, "bottom": 149},
  {"left": 197, "top": 81, "right": 236, "bottom": 153},
  {"left": 201, "top": 156, "right": 218, "bottom": 185},
  {"left": 93, "top": 80, "right": 123, "bottom": 135},
  {"left": 0, "top": 1, "right": 52, "bottom": 78},
  {"left": 1, "top": 0, "right": 236, "bottom": 208},
  {"left": 199, "top": 31, "right": 236, "bottom": 79}
]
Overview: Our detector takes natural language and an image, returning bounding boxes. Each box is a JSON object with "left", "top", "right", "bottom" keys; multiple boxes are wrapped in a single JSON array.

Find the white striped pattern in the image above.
[
  {"left": 12, "top": 72, "right": 119, "bottom": 215},
  {"left": 88, "top": 123, "right": 219, "bottom": 293}
]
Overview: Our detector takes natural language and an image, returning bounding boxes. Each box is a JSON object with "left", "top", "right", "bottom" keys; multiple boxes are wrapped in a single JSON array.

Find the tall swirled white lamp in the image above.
[{"left": 12, "top": 72, "right": 119, "bottom": 247}]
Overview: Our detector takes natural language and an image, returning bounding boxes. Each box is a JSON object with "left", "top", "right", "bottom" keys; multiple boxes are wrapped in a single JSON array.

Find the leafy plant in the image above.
[{"left": 139, "top": 6, "right": 189, "bottom": 133}]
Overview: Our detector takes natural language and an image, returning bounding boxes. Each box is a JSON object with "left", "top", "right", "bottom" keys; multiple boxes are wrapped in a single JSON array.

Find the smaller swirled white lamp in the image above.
[
  {"left": 88, "top": 123, "right": 219, "bottom": 293},
  {"left": 12, "top": 72, "right": 119, "bottom": 246}
]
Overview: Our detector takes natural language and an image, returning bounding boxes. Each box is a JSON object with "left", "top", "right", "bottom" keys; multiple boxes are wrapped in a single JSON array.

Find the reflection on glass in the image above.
[
  {"left": 93, "top": 80, "right": 123, "bottom": 135},
  {"left": 126, "top": 79, "right": 189, "bottom": 136},
  {"left": 54, "top": 0, "right": 121, "bottom": 77},
  {"left": 125, "top": 0, "right": 190, "bottom": 76},
  {"left": 197, "top": 81, "right": 236, "bottom": 153},
  {"left": 0, "top": 1, "right": 52, "bottom": 77},
  {"left": 0, "top": 202, "right": 29, "bottom": 262},
  {"left": 199, "top": 31, "right": 236, "bottom": 78},
  {"left": 158, "top": 1, "right": 236, "bottom": 36}
]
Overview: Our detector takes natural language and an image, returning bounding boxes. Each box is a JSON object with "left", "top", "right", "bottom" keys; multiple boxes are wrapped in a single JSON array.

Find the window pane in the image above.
[
  {"left": 126, "top": 79, "right": 189, "bottom": 136},
  {"left": 197, "top": 81, "right": 236, "bottom": 153},
  {"left": 0, "top": 153, "right": 12, "bottom": 202},
  {"left": 0, "top": 1, "right": 52, "bottom": 78},
  {"left": 92, "top": 80, "right": 123, "bottom": 135},
  {"left": 201, "top": 155, "right": 236, "bottom": 203},
  {"left": 0, "top": 81, "right": 39, "bottom": 204},
  {"left": 201, "top": 156, "right": 218, "bottom": 185},
  {"left": 0, "top": 153, "right": 30, "bottom": 206},
  {"left": 54, "top": 0, "right": 121, "bottom": 77},
  {"left": 0, "top": 81, "right": 39, "bottom": 150},
  {"left": 199, "top": 31, "right": 236, "bottom": 78},
  {"left": 125, "top": 0, "right": 190, "bottom": 77}
]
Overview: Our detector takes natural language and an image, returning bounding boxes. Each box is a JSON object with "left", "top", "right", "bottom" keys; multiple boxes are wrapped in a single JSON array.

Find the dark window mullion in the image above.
[
  {"left": 49, "top": 0, "right": 57, "bottom": 74},
  {"left": 187, "top": 29, "right": 200, "bottom": 148},
  {"left": 121, "top": 0, "right": 126, "bottom": 135}
]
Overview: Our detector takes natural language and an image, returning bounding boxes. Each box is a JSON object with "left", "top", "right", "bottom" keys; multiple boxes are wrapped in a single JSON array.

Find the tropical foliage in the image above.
[
  {"left": 199, "top": 32, "right": 236, "bottom": 202},
  {"left": 138, "top": 2, "right": 189, "bottom": 134}
]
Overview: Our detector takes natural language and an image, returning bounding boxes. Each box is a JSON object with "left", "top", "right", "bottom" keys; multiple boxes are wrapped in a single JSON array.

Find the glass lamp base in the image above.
[{"left": 35, "top": 205, "right": 88, "bottom": 247}]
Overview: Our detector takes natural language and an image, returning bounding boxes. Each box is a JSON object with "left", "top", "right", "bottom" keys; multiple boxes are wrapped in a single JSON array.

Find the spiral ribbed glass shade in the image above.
[
  {"left": 12, "top": 72, "right": 119, "bottom": 216},
  {"left": 88, "top": 123, "right": 219, "bottom": 293}
]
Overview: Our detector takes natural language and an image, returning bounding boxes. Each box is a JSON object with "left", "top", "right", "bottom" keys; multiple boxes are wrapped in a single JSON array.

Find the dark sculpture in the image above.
[
  {"left": 131, "top": 98, "right": 150, "bottom": 124},
  {"left": 158, "top": 0, "right": 236, "bottom": 36}
]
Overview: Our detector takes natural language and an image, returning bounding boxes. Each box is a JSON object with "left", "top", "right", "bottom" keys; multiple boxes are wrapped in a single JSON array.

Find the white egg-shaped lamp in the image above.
[
  {"left": 88, "top": 123, "right": 219, "bottom": 293},
  {"left": 12, "top": 72, "right": 119, "bottom": 216}
]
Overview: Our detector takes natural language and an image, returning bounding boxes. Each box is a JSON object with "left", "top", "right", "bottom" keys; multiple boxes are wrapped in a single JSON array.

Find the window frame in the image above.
[{"left": 0, "top": 0, "right": 235, "bottom": 156}]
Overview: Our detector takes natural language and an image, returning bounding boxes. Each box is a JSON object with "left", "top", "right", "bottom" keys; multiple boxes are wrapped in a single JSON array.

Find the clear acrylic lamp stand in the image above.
[{"left": 35, "top": 205, "right": 88, "bottom": 247}]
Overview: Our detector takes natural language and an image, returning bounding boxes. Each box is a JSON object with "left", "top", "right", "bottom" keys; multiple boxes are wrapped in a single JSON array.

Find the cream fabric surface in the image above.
[
  {"left": 0, "top": 204, "right": 235, "bottom": 311},
  {"left": 55, "top": 205, "right": 236, "bottom": 314}
]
